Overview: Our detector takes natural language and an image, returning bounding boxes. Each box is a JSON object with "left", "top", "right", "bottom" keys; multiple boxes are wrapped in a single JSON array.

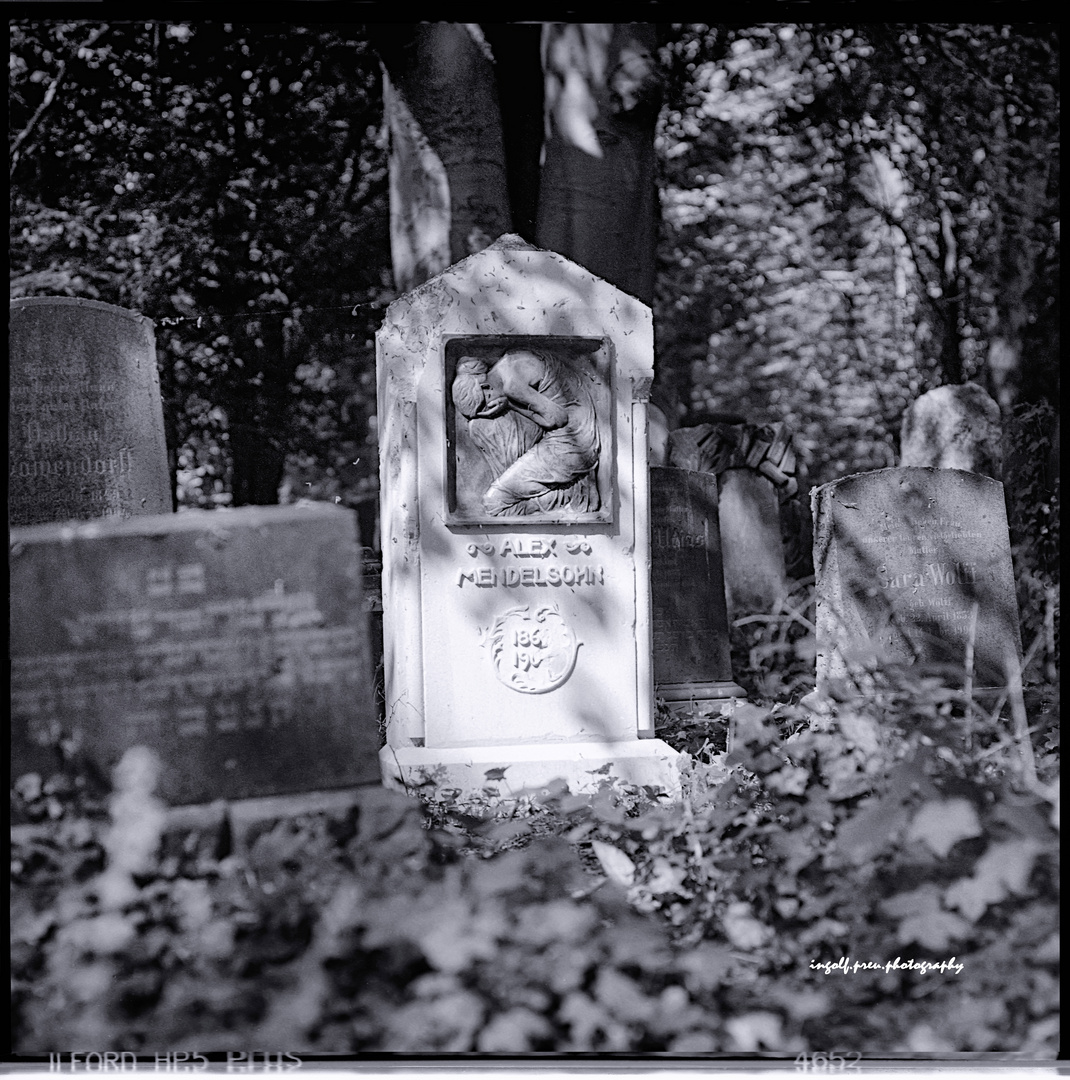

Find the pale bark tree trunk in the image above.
[
  {"left": 371, "top": 22, "right": 661, "bottom": 305},
  {"left": 536, "top": 23, "right": 661, "bottom": 306},
  {"left": 371, "top": 23, "right": 513, "bottom": 293}
]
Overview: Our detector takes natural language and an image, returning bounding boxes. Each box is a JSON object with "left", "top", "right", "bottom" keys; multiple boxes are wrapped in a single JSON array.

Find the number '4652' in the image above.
[{"left": 795, "top": 1052, "right": 861, "bottom": 1072}]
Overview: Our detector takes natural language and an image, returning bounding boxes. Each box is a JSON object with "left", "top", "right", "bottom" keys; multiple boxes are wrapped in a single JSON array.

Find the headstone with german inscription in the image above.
[
  {"left": 650, "top": 466, "right": 744, "bottom": 706},
  {"left": 10, "top": 504, "right": 380, "bottom": 806},
  {"left": 10, "top": 297, "right": 172, "bottom": 527},
  {"left": 812, "top": 467, "right": 1022, "bottom": 691},
  {"left": 376, "top": 235, "right": 679, "bottom": 797}
]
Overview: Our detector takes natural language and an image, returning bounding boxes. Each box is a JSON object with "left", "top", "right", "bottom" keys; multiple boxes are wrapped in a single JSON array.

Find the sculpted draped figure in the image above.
[{"left": 452, "top": 347, "right": 601, "bottom": 516}]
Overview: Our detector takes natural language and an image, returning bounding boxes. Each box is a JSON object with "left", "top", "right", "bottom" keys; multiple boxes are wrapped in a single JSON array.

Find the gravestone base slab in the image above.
[
  {"left": 657, "top": 680, "right": 746, "bottom": 704},
  {"left": 164, "top": 787, "right": 373, "bottom": 836},
  {"left": 381, "top": 740, "right": 681, "bottom": 800},
  {"left": 13, "top": 787, "right": 375, "bottom": 852}
]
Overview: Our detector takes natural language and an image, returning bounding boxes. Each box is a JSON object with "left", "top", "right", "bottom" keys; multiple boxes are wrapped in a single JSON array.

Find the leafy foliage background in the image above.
[
  {"left": 10, "top": 23, "right": 1059, "bottom": 519},
  {"left": 9, "top": 21, "right": 1059, "bottom": 1060},
  {"left": 12, "top": 637, "right": 1059, "bottom": 1054}
]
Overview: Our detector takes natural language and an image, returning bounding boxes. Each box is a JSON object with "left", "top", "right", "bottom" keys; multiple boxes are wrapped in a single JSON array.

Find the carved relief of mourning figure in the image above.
[{"left": 452, "top": 348, "right": 601, "bottom": 516}]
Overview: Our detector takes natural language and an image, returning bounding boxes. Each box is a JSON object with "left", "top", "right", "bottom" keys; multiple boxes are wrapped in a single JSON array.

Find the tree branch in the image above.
[{"left": 10, "top": 24, "right": 109, "bottom": 180}]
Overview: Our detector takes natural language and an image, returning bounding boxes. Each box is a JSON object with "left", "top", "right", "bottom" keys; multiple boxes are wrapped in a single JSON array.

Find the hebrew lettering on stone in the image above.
[{"left": 449, "top": 342, "right": 610, "bottom": 523}]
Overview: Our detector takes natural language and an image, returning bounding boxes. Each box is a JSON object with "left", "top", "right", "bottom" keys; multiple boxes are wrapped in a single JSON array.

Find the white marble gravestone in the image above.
[{"left": 376, "top": 235, "right": 679, "bottom": 798}]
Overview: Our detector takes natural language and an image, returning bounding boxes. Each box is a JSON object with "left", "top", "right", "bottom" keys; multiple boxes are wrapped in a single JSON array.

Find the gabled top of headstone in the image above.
[
  {"left": 379, "top": 234, "right": 653, "bottom": 400},
  {"left": 486, "top": 232, "right": 532, "bottom": 251}
]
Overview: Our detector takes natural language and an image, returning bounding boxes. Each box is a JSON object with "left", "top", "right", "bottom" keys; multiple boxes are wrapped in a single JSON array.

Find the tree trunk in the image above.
[
  {"left": 535, "top": 23, "right": 661, "bottom": 306},
  {"left": 228, "top": 408, "right": 288, "bottom": 505},
  {"left": 227, "top": 319, "right": 291, "bottom": 506},
  {"left": 371, "top": 22, "right": 661, "bottom": 305},
  {"left": 480, "top": 23, "right": 545, "bottom": 245},
  {"left": 371, "top": 23, "right": 513, "bottom": 292}
]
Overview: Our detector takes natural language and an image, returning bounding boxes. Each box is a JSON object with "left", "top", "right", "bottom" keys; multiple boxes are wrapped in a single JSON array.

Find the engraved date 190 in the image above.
[{"left": 795, "top": 1052, "right": 861, "bottom": 1072}]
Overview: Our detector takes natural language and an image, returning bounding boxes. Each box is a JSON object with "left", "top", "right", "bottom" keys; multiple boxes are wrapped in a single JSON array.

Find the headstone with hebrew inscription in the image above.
[
  {"left": 812, "top": 467, "right": 1022, "bottom": 691},
  {"left": 10, "top": 504, "right": 380, "bottom": 806},
  {"left": 10, "top": 297, "right": 172, "bottom": 527},
  {"left": 650, "top": 466, "right": 744, "bottom": 706},
  {"left": 376, "top": 235, "right": 678, "bottom": 797}
]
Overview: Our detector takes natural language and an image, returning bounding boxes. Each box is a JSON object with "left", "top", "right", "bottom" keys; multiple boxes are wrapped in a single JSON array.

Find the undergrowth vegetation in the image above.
[{"left": 11, "top": 596, "right": 1059, "bottom": 1056}]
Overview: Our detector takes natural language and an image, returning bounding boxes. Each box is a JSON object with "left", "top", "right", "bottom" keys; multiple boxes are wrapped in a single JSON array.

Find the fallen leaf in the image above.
[
  {"left": 944, "top": 840, "right": 1041, "bottom": 921},
  {"left": 896, "top": 909, "right": 971, "bottom": 949},
  {"left": 880, "top": 883, "right": 942, "bottom": 919},
  {"left": 906, "top": 798, "right": 982, "bottom": 858},
  {"left": 591, "top": 840, "right": 636, "bottom": 887},
  {"left": 643, "top": 857, "right": 689, "bottom": 896},
  {"left": 725, "top": 1011, "right": 782, "bottom": 1051},
  {"left": 723, "top": 901, "right": 772, "bottom": 950}
]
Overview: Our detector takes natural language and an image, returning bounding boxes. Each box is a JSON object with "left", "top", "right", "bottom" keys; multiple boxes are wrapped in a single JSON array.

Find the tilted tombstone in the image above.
[
  {"left": 812, "top": 467, "right": 1022, "bottom": 692},
  {"left": 10, "top": 504, "right": 380, "bottom": 806},
  {"left": 900, "top": 382, "right": 1003, "bottom": 479},
  {"left": 718, "top": 469, "right": 791, "bottom": 617},
  {"left": 668, "top": 421, "right": 796, "bottom": 617},
  {"left": 9, "top": 297, "right": 172, "bottom": 527},
  {"left": 376, "top": 235, "right": 679, "bottom": 797},
  {"left": 650, "top": 466, "right": 744, "bottom": 707}
]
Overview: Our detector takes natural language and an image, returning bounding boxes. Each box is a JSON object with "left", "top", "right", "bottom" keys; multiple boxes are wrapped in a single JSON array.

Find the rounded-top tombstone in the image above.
[
  {"left": 9, "top": 296, "right": 172, "bottom": 526},
  {"left": 900, "top": 382, "right": 1002, "bottom": 479}
]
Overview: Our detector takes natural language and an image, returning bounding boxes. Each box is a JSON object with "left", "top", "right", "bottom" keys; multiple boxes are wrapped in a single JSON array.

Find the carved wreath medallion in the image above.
[{"left": 481, "top": 604, "right": 579, "bottom": 694}]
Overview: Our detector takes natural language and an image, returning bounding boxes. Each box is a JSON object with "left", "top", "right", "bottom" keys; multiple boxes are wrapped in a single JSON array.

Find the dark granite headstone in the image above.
[
  {"left": 650, "top": 466, "right": 745, "bottom": 703},
  {"left": 813, "top": 467, "right": 1022, "bottom": 690},
  {"left": 9, "top": 297, "right": 172, "bottom": 526},
  {"left": 10, "top": 504, "right": 380, "bottom": 805}
]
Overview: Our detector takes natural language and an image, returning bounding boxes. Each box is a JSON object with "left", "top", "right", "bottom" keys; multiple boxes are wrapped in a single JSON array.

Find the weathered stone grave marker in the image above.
[
  {"left": 376, "top": 235, "right": 679, "bottom": 797},
  {"left": 900, "top": 382, "right": 1003, "bottom": 479},
  {"left": 10, "top": 504, "right": 380, "bottom": 806},
  {"left": 812, "top": 467, "right": 1022, "bottom": 692},
  {"left": 668, "top": 421, "right": 796, "bottom": 617},
  {"left": 650, "top": 466, "right": 744, "bottom": 707},
  {"left": 9, "top": 296, "right": 172, "bottom": 526}
]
